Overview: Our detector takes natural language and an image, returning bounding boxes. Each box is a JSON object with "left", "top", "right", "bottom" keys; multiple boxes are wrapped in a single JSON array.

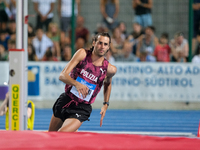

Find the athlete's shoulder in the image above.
[
  {"left": 76, "top": 48, "right": 87, "bottom": 55},
  {"left": 72, "top": 48, "right": 87, "bottom": 61},
  {"left": 107, "top": 63, "right": 117, "bottom": 77}
]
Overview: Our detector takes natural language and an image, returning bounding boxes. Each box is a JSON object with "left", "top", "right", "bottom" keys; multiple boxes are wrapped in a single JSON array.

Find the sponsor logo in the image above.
[
  {"left": 11, "top": 84, "right": 20, "bottom": 130},
  {"left": 76, "top": 113, "right": 81, "bottom": 118},
  {"left": 80, "top": 69, "right": 98, "bottom": 82},
  {"left": 100, "top": 68, "right": 106, "bottom": 74}
]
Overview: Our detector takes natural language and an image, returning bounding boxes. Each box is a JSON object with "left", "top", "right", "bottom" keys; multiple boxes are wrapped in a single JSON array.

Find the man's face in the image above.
[{"left": 93, "top": 35, "right": 110, "bottom": 57}]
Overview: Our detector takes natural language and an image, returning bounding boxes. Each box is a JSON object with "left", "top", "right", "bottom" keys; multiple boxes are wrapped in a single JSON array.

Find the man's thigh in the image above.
[{"left": 58, "top": 118, "right": 82, "bottom": 132}]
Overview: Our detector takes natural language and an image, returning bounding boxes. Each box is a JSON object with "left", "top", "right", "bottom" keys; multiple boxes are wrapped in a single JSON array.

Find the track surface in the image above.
[{"left": 0, "top": 109, "right": 199, "bottom": 136}]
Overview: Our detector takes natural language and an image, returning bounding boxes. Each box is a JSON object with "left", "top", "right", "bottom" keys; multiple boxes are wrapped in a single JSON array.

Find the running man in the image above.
[{"left": 48, "top": 32, "right": 117, "bottom": 132}]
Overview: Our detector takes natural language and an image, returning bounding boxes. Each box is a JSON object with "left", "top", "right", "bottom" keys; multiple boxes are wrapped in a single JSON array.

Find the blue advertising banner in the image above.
[
  {"left": 1, "top": 62, "right": 200, "bottom": 102},
  {"left": 98, "top": 63, "right": 200, "bottom": 101}
]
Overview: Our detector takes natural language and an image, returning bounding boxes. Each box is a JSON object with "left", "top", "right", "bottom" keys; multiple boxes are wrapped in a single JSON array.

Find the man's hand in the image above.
[
  {"left": 100, "top": 104, "right": 108, "bottom": 127},
  {"left": 75, "top": 82, "right": 89, "bottom": 99}
]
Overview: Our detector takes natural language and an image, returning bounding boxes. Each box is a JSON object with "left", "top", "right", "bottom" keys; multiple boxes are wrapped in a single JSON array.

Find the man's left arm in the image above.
[{"left": 100, "top": 63, "right": 117, "bottom": 127}]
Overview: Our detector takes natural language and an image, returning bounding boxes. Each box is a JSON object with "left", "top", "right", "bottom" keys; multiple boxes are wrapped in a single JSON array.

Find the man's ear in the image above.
[{"left": 107, "top": 45, "right": 111, "bottom": 52}]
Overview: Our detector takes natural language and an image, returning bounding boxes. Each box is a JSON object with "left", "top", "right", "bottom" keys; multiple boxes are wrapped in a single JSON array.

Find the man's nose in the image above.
[{"left": 101, "top": 43, "right": 105, "bottom": 48}]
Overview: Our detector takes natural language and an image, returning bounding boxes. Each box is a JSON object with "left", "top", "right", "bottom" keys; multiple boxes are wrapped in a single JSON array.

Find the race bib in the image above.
[{"left": 70, "top": 77, "right": 96, "bottom": 102}]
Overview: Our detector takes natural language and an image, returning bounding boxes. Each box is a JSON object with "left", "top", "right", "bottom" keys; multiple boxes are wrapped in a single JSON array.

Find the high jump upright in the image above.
[{"left": 9, "top": 0, "right": 28, "bottom": 130}]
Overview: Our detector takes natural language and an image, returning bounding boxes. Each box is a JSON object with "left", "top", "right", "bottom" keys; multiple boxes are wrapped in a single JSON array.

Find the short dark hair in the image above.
[
  {"left": 90, "top": 32, "right": 111, "bottom": 51},
  {"left": 94, "top": 32, "right": 111, "bottom": 44}
]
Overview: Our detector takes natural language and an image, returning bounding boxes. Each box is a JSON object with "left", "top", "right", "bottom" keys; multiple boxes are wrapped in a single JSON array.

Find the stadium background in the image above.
[
  {"left": 28, "top": 0, "right": 189, "bottom": 40},
  {"left": 25, "top": 0, "right": 195, "bottom": 110},
  {"left": 0, "top": 0, "right": 200, "bottom": 138}
]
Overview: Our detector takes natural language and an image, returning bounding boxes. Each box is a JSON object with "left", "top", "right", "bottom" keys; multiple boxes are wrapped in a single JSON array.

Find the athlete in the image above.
[{"left": 48, "top": 32, "right": 117, "bottom": 132}]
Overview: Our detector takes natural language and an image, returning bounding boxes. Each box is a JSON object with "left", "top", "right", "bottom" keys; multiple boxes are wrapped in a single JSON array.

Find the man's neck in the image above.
[{"left": 91, "top": 52, "right": 104, "bottom": 66}]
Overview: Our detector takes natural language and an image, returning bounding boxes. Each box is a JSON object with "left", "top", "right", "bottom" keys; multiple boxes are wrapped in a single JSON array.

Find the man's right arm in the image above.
[{"left": 59, "top": 48, "right": 89, "bottom": 98}]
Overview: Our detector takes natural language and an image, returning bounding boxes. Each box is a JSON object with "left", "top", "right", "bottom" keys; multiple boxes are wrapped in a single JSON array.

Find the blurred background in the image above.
[
  {"left": 27, "top": 0, "right": 189, "bottom": 39},
  {"left": 0, "top": 0, "right": 200, "bottom": 135}
]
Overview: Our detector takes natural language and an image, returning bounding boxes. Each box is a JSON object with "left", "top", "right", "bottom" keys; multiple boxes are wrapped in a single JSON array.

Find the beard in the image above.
[{"left": 94, "top": 49, "right": 108, "bottom": 57}]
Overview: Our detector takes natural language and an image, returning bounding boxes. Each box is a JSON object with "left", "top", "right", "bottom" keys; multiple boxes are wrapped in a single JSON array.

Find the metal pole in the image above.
[
  {"left": 23, "top": 0, "right": 28, "bottom": 130},
  {"left": 71, "top": 0, "right": 76, "bottom": 56},
  {"left": 9, "top": 0, "right": 27, "bottom": 130},
  {"left": 16, "top": 0, "right": 23, "bottom": 49},
  {"left": 188, "top": 0, "right": 193, "bottom": 62}
]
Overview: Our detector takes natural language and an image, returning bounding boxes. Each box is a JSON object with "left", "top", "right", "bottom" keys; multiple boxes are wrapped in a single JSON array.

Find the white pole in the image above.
[
  {"left": 9, "top": 0, "right": 27, "bottom": 130},
  {"left": 16, "top": 0, "right": 23, "bottom": 49},
  {"left": 23, "top": 0, "right": 28, "bottom": 130}
]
